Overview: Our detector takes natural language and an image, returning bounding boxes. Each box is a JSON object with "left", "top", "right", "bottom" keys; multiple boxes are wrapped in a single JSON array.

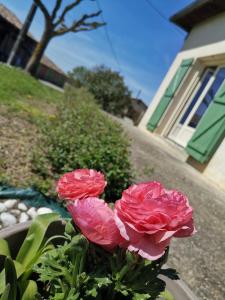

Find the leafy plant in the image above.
[
  {"left": 0, "top": 213, "right": 61, "bottom": 299},
  {"left": 0, "top": 214, "right": 179, "bottom": 300},
  {"left": 34, "top": 227, "right": 178, "bottom": 300},
  {"left": 32, "top": 87, "right": 133, "bottom": 201}
]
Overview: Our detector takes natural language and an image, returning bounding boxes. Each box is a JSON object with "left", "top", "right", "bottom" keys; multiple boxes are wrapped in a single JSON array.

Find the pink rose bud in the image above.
[
  {"left": 68, "top": 197, "right": 124, "bottom": 251},
  {"left": 115, "top": 182, "right": 196, "bottom": 261},
  {"left": 56, "top": 169, "right": 107, "bottom": 201}
]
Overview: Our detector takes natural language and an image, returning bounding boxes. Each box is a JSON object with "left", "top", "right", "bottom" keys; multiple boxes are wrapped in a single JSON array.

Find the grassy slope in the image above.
[
  {"left": 0, "top": 64, "right": 63, "bottom": 116},
  {"left": 0, "top": 65, "right": 132, "bottom": 197},
  {"left": 0, "top": 64, "right": 64, "bottom": 186}
]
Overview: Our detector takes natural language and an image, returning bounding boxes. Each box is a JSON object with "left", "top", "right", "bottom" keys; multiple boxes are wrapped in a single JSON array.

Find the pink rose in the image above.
[
  {"left": 115, "top": 182, "right": 196, "bottom": 261},
  {"left": 68, "top": 197, "right": 124, "bottom": 251},
  {"left": 56, "top": 169, "right": 106, "bottom": 201}
]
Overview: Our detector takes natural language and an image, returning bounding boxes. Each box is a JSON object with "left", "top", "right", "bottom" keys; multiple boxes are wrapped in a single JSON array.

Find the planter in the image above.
[{"left": 0, "top": 222, "right": 198, "bottom": 300}]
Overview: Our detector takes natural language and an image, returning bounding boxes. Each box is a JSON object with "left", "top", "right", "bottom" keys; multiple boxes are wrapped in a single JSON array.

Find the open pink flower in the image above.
[
  {"left": 115, "top": 182, "right": 196, "bottom": 261},
  {"left": 68, "top": 197, "right": 124, "bottom": 251},
  {"left": 56, "top": 169, "right": 106, "bottom": 201}
]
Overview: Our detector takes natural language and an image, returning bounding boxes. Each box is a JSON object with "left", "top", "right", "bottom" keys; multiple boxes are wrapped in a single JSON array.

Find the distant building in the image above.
[
  {"left": 0, "top": 4, "right": 67, "bottom": 88},
  {"left": 126, "top": 98, "right": 147, "bottom": 125},
  {"left": 139, "top": 0, "right": 225, "bottom": 191}
]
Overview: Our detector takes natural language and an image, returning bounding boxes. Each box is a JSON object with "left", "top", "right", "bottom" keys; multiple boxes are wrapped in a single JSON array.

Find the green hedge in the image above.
[{"left": 32, "top": 87, "right": 132, "bottom": 201}]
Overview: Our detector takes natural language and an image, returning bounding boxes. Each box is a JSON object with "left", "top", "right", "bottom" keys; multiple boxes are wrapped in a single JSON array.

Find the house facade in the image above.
[
  {"left": 139, "top": 0, "right": 225, "bottom": 191},
  {"left": 0, "top": 4, "right": 67, "bottom": 88},
  {"left": 127, "top": 98, "right": 147, "bottom": 125}
]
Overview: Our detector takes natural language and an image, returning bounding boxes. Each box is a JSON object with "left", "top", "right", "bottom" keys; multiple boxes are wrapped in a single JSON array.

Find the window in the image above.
[
  {"left": 180, "top": 68, "right": 215, "bottom": 125},
  {"left": 188, "top": 67, "right": 225, "bottom": 128}
]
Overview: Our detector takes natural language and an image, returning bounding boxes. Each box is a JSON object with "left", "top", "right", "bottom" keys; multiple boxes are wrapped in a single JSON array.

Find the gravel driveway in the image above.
[{"left": 121, "top": 120, "right": 225, "bottom": 300}]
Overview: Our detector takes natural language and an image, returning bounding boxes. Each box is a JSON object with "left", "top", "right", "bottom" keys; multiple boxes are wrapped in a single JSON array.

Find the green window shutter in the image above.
[
  {"left": 186, "top": 81, "right": 225, "bottom": 163},
  {"left": 147, "top": 58, "right": 194, "bottom": 132}
]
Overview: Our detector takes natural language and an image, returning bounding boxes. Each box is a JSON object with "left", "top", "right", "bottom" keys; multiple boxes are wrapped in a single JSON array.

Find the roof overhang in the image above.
[{"left": 170, "top": 0, "right": 225, "bottom": 32}]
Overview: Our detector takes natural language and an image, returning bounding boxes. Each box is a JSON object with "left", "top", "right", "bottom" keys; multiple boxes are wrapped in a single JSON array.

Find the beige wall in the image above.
[
  {"left": 183, "top": 12, "right": 225, "bottom": 51},
  {"left": 139, "top": 12, "right": 225, "bottom": 130},
  {"left": 139, "top": 12, "right": 225, "bottom": 192},
  {"left": 204, "top": 138, "right": 225, "bottom": 190}
]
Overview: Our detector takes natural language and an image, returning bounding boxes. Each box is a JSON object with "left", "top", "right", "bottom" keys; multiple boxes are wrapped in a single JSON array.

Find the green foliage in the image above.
[
  {"left": 4, "top": 258, "right": 17, "bottom": 300},
  {"left": 160, "top": 290, "right": 175, "bottom": 300},
  {"left": 34, "top": 230, "right": 178, "bottom": 300},
  {"left": 0, "top": 216, "right": 178, "bottom": 299},
  {"left": 68, "top": 65, "right": 132, "bottom": 117},
  {"left": 32, "top": 87, "right": 132, "bottom": 201},
  {"left": 0, "top": 213, "right": 61, "bottom": 299},
  {"left": 0, "top": 64, "right": 63, "bottom": 109}
]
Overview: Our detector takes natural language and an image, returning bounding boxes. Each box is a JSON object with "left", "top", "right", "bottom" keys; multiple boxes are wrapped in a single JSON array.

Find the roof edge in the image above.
[{"left": 170, "top": 0, "right": 225, "bottom": 32}]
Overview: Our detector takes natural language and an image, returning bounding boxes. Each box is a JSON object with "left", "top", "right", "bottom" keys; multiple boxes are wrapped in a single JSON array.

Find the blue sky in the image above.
[{"left": 2, "top": 0, "right": 194, "bottom": 104}]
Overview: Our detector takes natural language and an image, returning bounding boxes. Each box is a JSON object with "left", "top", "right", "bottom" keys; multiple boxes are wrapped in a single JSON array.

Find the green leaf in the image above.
[
  {"left": 0, "top": 240, "right": 11, "bottom": 257},
  {"left": 21, "top": 280, "right": 38, "bottom": 300},
  {"left": 16, "top": 213, "right": 60, "bottom": 268},
  {"left": 0, "top": 284, "right": 10, "bottom": 300},
  {"left": 65, "top": 219, "right": 76, "bottom": 235},
  {"left": 0, "top": 261, "right": 24, "bottom": 295},
  {"left": 95, "top": 277, "right": 112, "bottom": 287},
  {"left": 132, "top": 292, "right": 150, "bottom": 300},
  {"left": 4, "top": 257, "right": 17, "bottom": 300},
  {"left": 160, "top": 290, "right": 175, "bottom": 300}
]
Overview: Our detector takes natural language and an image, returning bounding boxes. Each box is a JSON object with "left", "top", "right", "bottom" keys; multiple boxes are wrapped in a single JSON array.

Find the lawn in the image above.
[
  {"left": 0, "top": 64, "right": 64, "bottom": 118},
  {"left": 0, "top": 64, "right": 63, "bottom": 104},
  {"left": 0, "top": 64, "right": 132, "bottom": 200}
]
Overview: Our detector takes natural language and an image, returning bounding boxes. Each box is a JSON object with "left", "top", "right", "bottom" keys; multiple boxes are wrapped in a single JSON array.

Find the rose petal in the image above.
[{"left": 68, "top": 197, "right": 123, "bottom": 251}]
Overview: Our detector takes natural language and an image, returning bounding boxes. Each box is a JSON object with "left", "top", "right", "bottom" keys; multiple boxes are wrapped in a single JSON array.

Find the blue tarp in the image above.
[{"left": 0, "top": 185, "right": 69, "bottom": 218}]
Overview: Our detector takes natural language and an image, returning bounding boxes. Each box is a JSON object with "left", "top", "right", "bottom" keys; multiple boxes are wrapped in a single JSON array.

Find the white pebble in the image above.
[
  {"left": 18, "top": 203, "right": 27, "bottom": 211},
  {"left": 10, "top": 209, "right": 21, "bottom": 216},
  {"left": 19, "top": 212, "right": 29, "bottom": 223},
  {"left": 0, "top": 203, "right": 6, "bottom": 213},
  {"left": 0, "top": 212, "right": 17, "bottom": 227},
  {"left": 4, "top": 199, "right": 17, "bottom": 209},
  {"left": 37, "top": 207, "right": 53, "bottom": 215},
  {"left": 27, "top": 207, "right": 37, "bottom": 219}
]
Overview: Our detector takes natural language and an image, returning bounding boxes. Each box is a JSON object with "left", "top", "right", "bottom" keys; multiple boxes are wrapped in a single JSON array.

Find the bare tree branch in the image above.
[
  {"left": 53, "top": 10, "right": 105, "bottom": 36},
  {"left": 51, "top": 0, "right": 63, "bottom": 21},
  {"left": 54, "top": 0, "right": 83, "bottom": 27},
  {"left": 27, "top": 0, "right": 106, "bottom": 75},
  {"left": 33, "top": 0, "right": 50, "bottom": 19},
  {"left": 54, "top": 22, "right": 105, "bottom": 36}
]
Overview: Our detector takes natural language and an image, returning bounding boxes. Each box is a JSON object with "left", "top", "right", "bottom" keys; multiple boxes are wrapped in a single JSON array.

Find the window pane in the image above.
[
  {"left": 188, "top": 67, "right": 225, "bottom": 128},
  {"left": 180, "top": 69, "right": 214, "bottom": 125}
]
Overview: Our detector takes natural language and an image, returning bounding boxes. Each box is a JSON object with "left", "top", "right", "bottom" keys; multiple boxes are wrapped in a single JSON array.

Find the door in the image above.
[{"left": 168, "top": 66, "right": 225, "bottom": 147}]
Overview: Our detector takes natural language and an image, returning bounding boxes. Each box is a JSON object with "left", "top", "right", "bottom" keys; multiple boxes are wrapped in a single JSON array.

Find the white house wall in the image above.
[
  {"left": 139, "top": 12, "right": 225, "bottom": 130},
  {"left": 204, "top": 138, "right": 225, "bottom": 190},
  {"left": 139, "top": 12, "right": 225, "bottom": 192}
]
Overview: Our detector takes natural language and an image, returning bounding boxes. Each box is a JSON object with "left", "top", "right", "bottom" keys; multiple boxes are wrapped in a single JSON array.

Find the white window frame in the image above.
[{"left": 168, "top": 65, "right": 225, "bottom": 147}]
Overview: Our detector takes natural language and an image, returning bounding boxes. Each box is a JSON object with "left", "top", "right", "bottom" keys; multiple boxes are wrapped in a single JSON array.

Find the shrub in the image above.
[
  {"left": 32, "top": 87, "right": 132, "bottom": 201},
  {"left": 68, "top": 65, "right": 132, "bottom": 117}
]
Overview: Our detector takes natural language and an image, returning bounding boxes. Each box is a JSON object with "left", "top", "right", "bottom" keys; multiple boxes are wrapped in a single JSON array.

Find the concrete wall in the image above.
[{"left": 138, "top": 12, "right": 225, "bottom": 192}]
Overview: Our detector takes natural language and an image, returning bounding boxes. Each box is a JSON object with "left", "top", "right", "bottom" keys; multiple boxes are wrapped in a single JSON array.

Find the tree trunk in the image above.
[{"left": 26, "top": 27, "right": 52, "bottom": 76}]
